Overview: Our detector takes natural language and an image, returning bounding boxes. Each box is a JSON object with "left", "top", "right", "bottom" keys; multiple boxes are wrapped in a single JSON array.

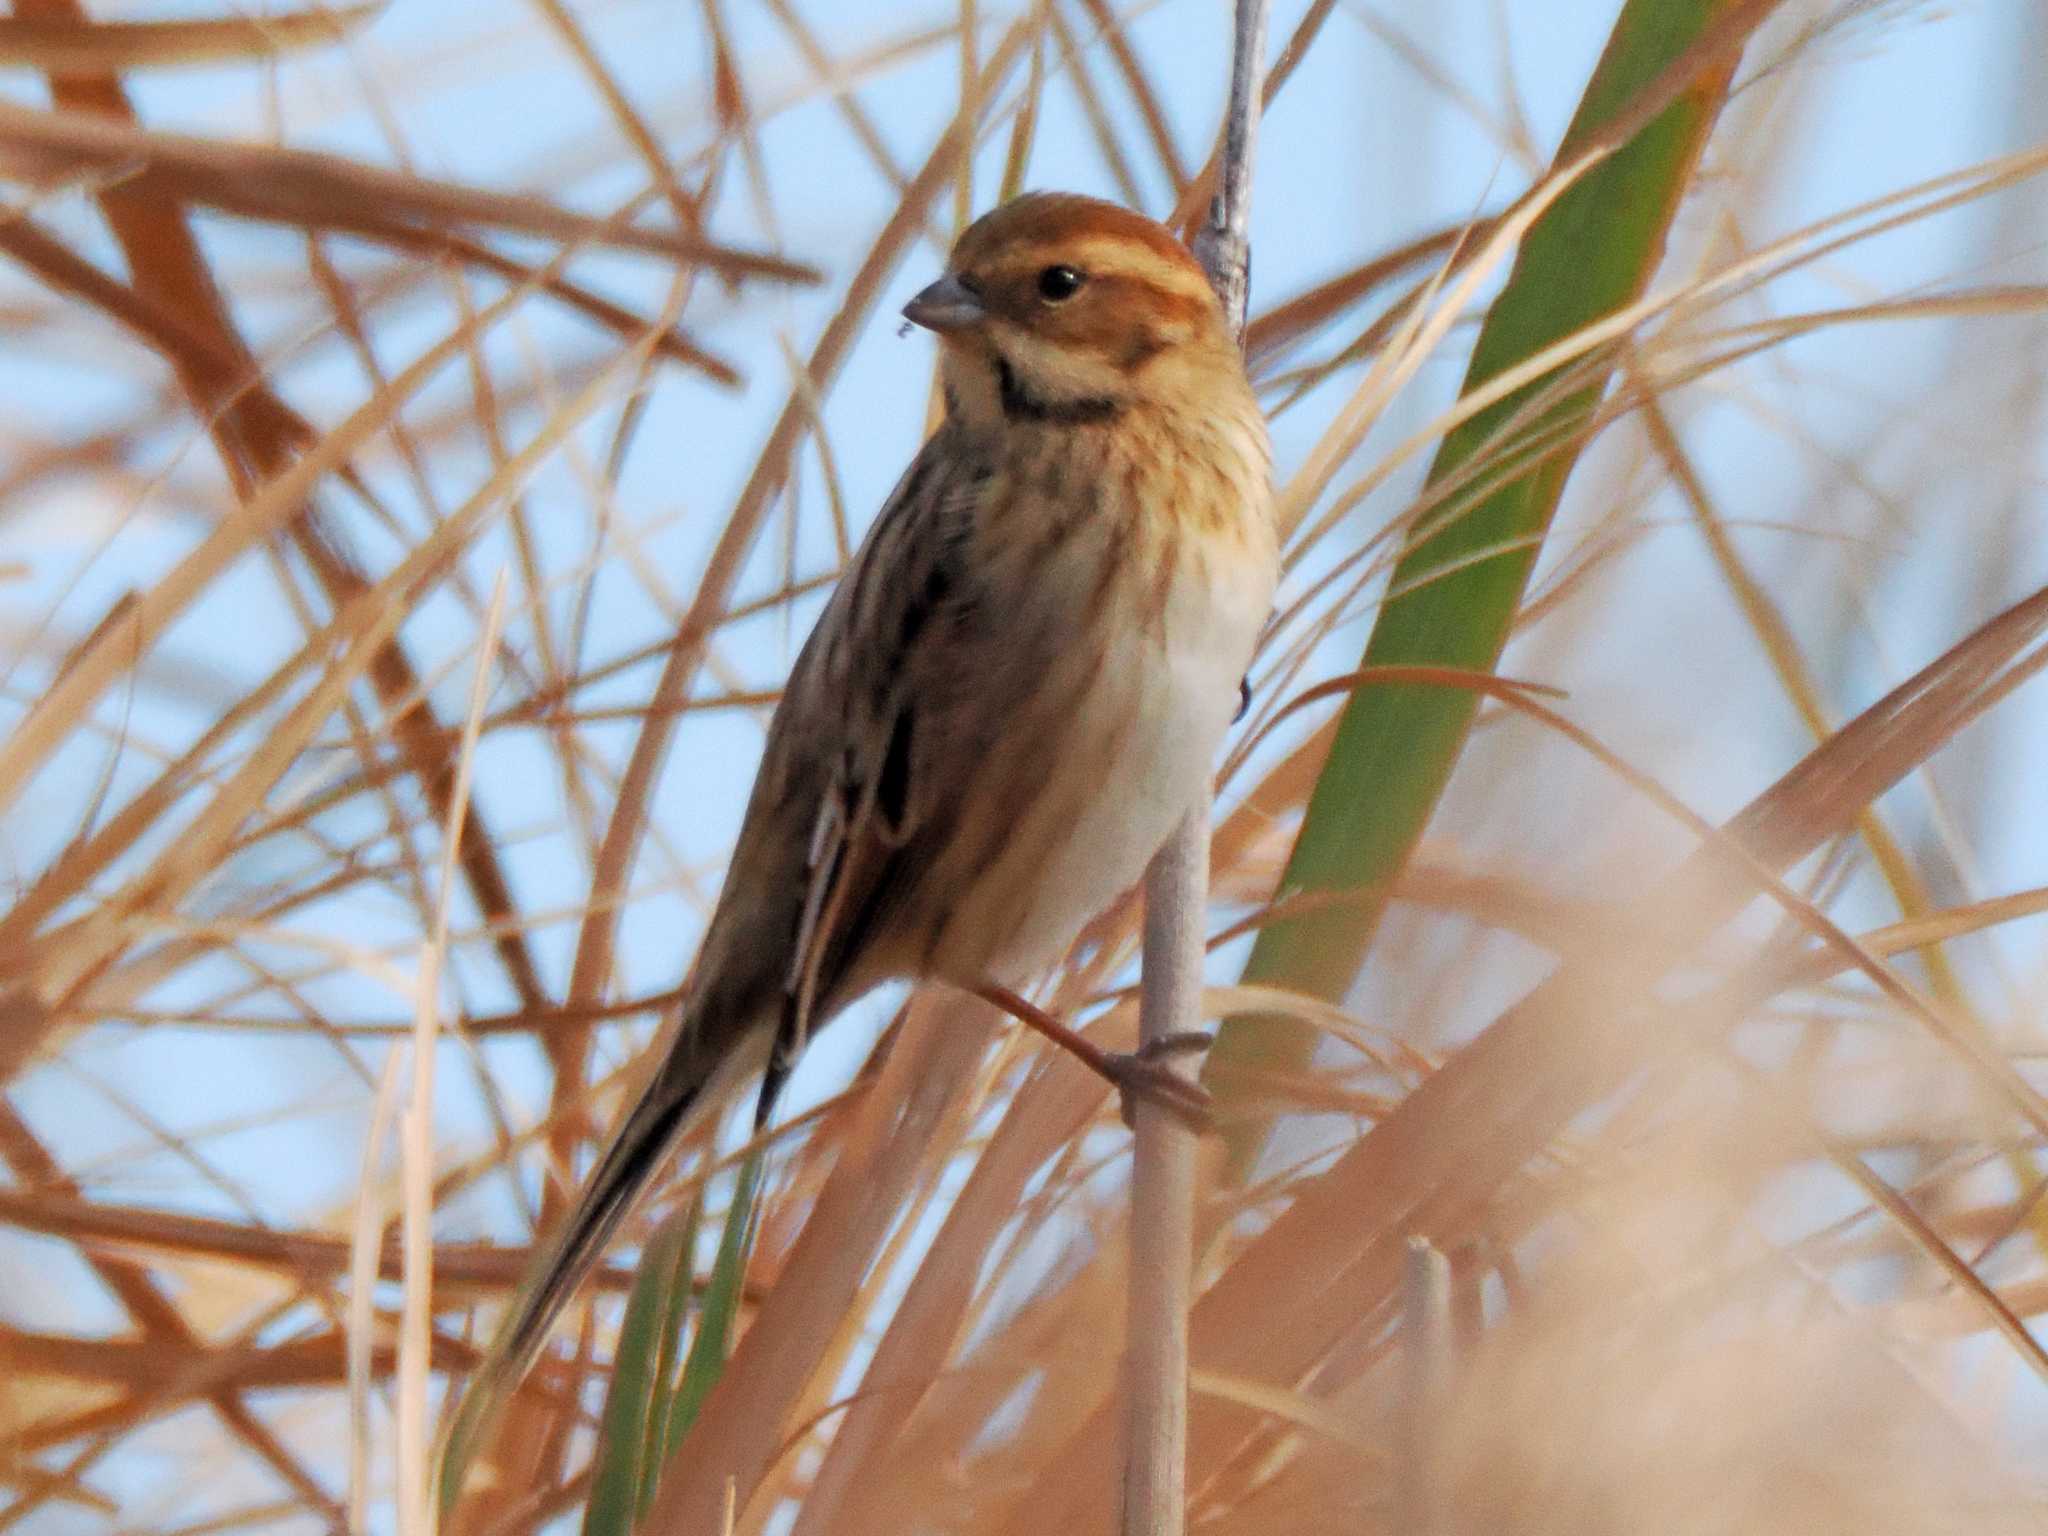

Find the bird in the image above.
[{"left": 440, "top": 191, "right": 1277, "bottom": 1483}]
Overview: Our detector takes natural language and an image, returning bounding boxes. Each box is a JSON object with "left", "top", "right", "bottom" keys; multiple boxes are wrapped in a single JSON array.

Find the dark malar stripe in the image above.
[{"left": 996, "top": 358, "right": 1122, "bottom": 425}]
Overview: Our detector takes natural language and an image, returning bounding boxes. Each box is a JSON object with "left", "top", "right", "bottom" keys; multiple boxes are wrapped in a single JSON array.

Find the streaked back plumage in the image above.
[{"left": 437, "top": 192, "right": 1274, "bottom": 1507}]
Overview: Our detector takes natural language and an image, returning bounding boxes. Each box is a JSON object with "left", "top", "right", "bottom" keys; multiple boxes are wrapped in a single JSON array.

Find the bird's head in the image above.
[{"left": 903, "top": 192, "right": 1241, "bottom": 430}]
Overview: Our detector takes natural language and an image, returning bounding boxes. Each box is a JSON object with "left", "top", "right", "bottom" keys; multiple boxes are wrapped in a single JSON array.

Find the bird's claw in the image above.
[{"left": 1106, "top": 1031, "right": 1214, "bottom": 1132}]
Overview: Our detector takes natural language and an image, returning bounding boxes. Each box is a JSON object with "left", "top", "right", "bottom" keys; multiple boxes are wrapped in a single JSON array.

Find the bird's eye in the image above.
[{"left": 1036, "top": 265, "right": 1085, "bottom": 302}]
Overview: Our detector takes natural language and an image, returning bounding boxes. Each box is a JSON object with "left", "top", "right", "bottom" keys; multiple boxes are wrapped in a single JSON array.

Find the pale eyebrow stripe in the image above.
[{"left": 1020, "top": 237, "right": 1212, "bottom": 299}]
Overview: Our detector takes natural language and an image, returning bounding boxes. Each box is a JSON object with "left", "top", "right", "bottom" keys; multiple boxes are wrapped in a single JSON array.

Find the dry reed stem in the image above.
[
  {"left": 986, "top": 574, "right": 2048, "bottom": 1532},
  {"left": 0, "top": 100, "right": 815, "bottom": 279},
  {"left": 0, "top": 5, "right": 379, "bottom": 70},
  {"left": 7, "top": 5, "right": 2048, "bottom": 1530},
  {"left": 8, "top": 264, "right": 682, "bottom": 1090},
  {"left": 399, "top": 574, "right": 504, "bottom": 1536},
  {"left": 1396, "top": 1238, "right": 1454, "bottom": 1536},
  {"left": 349, "top": 1053, "right": 406, "bottom": 1532},
  {"left": 640, "top": 995, "right": 993, "bottom": 1531},
  {"left": 1122, "top": 4, "right": 1269, "bottom": 1533}
]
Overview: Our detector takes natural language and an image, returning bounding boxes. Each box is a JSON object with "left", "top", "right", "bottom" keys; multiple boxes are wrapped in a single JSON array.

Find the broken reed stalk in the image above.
[
  {"left": 1122, "top": 3, "right": 1270, "bottom": 1534},
  {"left": 1398, "top": 1237, "right": 1455, "bottom": 1536}
]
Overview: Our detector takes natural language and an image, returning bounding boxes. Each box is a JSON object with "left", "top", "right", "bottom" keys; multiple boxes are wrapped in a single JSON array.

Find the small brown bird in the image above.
[{"left": 445, "top": 192, "right": 1276, "bottom": 1459}]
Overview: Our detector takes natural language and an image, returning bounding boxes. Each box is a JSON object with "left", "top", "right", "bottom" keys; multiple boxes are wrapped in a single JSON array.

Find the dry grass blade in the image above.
[
  {"left": 985, "top": 577, "right": 2048, "bottom": 1529},
  {"left": 399, "top": 574, "right": 504, "bottom": 1536},
  {"left": 1241, "top": 223, "right": 1469, "bottom": 371},
  {"left": 1, "top": 1324, "right": 478, "bottom": 1397},
  {"left": 440, "top": 23, "right": 1034, "bottom": 1521},
  {"left": 1073, "top": 0, "right": 1188, "bottom": 196},
  {"left": 0, "top": 1103, "right": 341, "bottom": 1526},
  {"left": 0, "top": 214, "right": 276, "bottom": 395},
  {"left": 0, "top": 1186, "right": 638, "bottom": 1292},
  {"left": 0, "top": 246, "right": 547, "bottom": 814},
  {"left": 782, "top": 1001, "right": 1112, "bottom": 1536},
  {"left": 529, "top": 0, "right": 702, "bottom": 239},
  {"left": 0, "top": 5, "right": 380, "bottom": 69},
  {"left": 4, "top": 260, "right": 673, "bottom": 1078},
  {"left": 8, "top": 2, "right": 2048, "bottom": 1530},
  {"left": 1173, "top": 582, "right": 2048, "bottom": 1495},
  {"left": 638, "top": 998, "right": 993, "bottom": 1531},
  {"left": 349, "top": 1054, "right": 405, "bottom": 1534},
  {"left": 0, "top": 101, "right": 817, "bottom": 280}
]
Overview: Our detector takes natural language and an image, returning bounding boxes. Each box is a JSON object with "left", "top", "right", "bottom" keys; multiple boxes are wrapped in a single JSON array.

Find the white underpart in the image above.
[{"left": 971, "top": 498, "right": 1275, "bottom": 985}]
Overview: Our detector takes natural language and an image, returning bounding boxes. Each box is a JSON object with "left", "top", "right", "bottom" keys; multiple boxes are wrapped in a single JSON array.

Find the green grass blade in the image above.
[
  {"left": 1212, "top": 0, "right": 1758, "bottom": 1169},
  {"left": 635, "top": 1193, "right": 704, "bottom": 1521},
  {"left": 659, "top": 1149, "right": 763, "bottom": 1465},
  {"left": 580, "top": 1206, "right": 697, "bottom": 1536}
]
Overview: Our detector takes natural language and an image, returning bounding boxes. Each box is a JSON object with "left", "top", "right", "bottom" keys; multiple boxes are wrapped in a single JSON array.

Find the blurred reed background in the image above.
[{"left": 3, "top": 1, "right": 2048, "bottom": 1532}]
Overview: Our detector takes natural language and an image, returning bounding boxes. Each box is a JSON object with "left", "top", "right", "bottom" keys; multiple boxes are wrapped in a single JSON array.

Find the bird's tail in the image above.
[{"left": 436, "top": 1019, "right": 753, "bottom": 1512}]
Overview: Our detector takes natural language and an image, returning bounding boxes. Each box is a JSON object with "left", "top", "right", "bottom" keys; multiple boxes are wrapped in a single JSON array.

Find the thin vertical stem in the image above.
[
  {"left": 1398, "top": 1237, "right": 1456, "bottom": 1536},
  {"left": 347, "top": 1055, "right": 404, "bottom": 1535},
  {"left": 1123, "top": 3, "right": 1271, "bottom": 1533},
  {"left": 401, "top": 574, "right": 505, "bottom": 1536},
  {"left": 1189, "top": 0, "right": 1270, "bottom": 330},
  {"left": 1123, "top": 792, "right": 1211, "bottom": 1536}
]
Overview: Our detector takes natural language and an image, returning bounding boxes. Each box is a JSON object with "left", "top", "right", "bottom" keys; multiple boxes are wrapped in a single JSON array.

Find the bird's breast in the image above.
[{"left": 928, "top": 430, "right": 1275, "bottom": 985}]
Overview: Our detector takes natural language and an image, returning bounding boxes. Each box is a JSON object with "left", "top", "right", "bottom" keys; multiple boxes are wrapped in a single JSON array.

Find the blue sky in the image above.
[{"left": 4, "top": 1, "right": 2047, "bottom": 1527}]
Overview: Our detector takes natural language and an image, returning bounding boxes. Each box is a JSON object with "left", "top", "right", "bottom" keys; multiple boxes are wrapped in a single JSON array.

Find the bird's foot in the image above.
[
  {"left": 1103, "top": 1030, "right": 1214, "bottom": 1132},
  {"left": 972, "top": 984, "right": 1213, "bottom": 1134}
]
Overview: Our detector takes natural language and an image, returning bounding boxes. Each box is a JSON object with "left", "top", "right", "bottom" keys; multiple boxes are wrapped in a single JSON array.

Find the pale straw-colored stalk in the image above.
[
  {"left": 1123, "top": 3, "right": 1270, "bottom": 1533},
  {"left": 398, "top": 573, "right": 506, "bottom": 1536}
]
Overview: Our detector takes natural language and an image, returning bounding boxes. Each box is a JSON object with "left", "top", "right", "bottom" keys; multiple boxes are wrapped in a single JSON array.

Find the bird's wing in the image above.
[
  {"left": 741, "top": 427, "right": 989, "bottom": 1116},
  {"left": 437, "top": 434, "right": 994, "bottom": 1502}
]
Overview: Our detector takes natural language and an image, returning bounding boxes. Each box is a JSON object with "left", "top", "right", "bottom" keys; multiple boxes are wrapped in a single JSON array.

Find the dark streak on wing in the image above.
[
  {"left": 754, "top": 430, "right": 988, "bottom": 1127},
  {"left": 847, "top": 456, "right": 936, "bottom": 659},
  {"left": 761, "top": 800, "right": 847, "bottom": 1127},
  {"left": 877, "top": 707, "right": 914, "bottom": 837},
  {"left": 897, "top": 558, "right": 953, "bottom": 656},
  {"left": 758, "top": 1003, "right": 797, "bottom": 1127}
]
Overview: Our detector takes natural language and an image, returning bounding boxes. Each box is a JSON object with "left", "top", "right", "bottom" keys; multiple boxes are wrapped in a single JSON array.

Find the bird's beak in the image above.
[{"left": 902, "top": 273, "right": 985, "bottom": 333}]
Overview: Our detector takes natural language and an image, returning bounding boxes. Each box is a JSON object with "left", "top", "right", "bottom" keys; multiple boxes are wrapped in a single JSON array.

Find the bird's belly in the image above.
[
  {"left": 989, "top": 682, "right": 1206, "bottom": 976},
  {"left": 931, "top": 558, "right": 1266, "bottom": 987}
]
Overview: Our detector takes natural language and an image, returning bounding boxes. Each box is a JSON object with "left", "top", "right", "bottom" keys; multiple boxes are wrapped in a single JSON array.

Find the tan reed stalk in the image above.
[{"left": 1123, "top": 3, "right": 1270, "bottom": 1532}]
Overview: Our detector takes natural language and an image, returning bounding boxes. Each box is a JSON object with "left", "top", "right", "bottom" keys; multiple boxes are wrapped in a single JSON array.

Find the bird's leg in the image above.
[{"left": 972, "top": 983, "right": 1213, "bottom": 1131}]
